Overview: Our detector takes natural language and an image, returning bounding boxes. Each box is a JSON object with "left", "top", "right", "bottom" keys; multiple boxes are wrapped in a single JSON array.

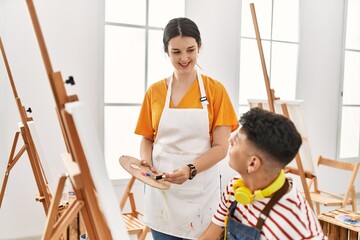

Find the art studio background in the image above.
[{"left": 0, "top": 0, "right": 359, "bottom": 239}]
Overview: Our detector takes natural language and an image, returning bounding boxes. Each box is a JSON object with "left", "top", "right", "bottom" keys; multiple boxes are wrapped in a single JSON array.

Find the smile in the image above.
[{"left": 179, "top": 62, "right": 191, "bottom": 67}]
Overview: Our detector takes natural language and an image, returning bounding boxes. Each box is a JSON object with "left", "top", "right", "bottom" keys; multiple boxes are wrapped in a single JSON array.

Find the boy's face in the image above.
[{"left": 228, "top": 130, "right": 257, "bottom": 175}]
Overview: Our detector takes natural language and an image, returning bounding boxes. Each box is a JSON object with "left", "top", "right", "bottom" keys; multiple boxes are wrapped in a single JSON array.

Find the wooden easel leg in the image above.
[
  {"left": 315, "top": 202, "right": 320, "bottom": 215},
  {"left": 120, "top": 176, "right": 136, "bottom": 210},
  {"left": 41, "top": 175, "right": 67, "bottom": 240},
  {"left": 138, "top": 226, "right": 150, "bottom": 240},
  {"left": 351, "top": 185, "right": 356, "bottom": 212},
  {"left": 21, "top": 125, "right": 52, "bottom": 213},
  {"left": 74, "top": 188, "right": 97, "bottom": 240},
  {"left": 42, "top": 175, "right": 67, "bottom": 240},
  {"left": 41, "top": 174, "right": 85, "bottom": 240},
  {"left": 0, "top": 125, "right": 53, "bottom": 214},
  {"left": 280, "top": 104, "right": 314, "bottom": 212},
  {"left": 50, "top": 200, "right": 84, "bottom": 240},
  {"left": 1, "top": 31, "right": 53, "bottom": 213},
  {"left": 295, "top": 153, "right": 314, "bottom": 211},
  {"left": 0, "top": 131, "right": 26, "bottom": 207}
]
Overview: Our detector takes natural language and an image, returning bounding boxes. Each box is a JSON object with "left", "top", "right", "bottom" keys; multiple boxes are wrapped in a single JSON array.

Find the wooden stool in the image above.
[
  {"left": 120, "top": 176, "right": 150, "bottom": 240},
  {"left": 122, "top": 212, "right": 150, "bottom": 240}
]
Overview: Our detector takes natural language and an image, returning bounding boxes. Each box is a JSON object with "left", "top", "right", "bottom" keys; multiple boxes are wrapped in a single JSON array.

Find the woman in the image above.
[{"left": 135, "top": 17, "right": 238, "bottom": 239}]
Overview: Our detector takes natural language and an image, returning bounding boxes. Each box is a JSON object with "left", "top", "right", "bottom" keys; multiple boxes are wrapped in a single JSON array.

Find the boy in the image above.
[{"left": 199, "top": 108, "right": 325, "bottom": 240}]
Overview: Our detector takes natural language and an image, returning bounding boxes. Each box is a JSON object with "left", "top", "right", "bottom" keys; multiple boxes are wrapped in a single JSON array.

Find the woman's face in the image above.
[{"left": 167, "top": 36, "right": 199, "bottom": 74}]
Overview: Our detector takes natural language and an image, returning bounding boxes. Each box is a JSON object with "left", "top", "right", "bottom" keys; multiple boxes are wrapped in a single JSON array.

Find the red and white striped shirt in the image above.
[{"left": 212, "top": 176, "right": 326, "bottom": 240}]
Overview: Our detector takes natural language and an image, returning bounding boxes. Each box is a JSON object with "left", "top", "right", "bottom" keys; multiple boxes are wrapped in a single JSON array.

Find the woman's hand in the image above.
[
  {"left": 164, "top": 166, "right": 190, "bottom": 184},
  {"left": 140, "top": 160, "right": 158, "bottom": 174}
]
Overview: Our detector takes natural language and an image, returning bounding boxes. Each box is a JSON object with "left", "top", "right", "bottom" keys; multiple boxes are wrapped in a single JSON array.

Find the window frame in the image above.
[
  {"left": 336, "top": 0, "right": 360, "bottom": 161},
  {"left": 238, "top": 0, "right": 300, "bottom": 113},
  {"left": 103, "top": 0, "right": 185, "bottom": 179}
]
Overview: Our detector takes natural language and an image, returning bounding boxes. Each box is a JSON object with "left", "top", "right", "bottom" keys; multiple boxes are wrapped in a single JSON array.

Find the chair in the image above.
[
  {"left": 309, "top": 156, "right": 360, "bottom": 215},
  {"left": 120, "top": 176, "right": 150, "bottom": 240}
]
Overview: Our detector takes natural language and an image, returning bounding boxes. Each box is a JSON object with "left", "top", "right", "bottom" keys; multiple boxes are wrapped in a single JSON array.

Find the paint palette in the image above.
[
  {"left": 119, "top": 155, "right": 170, "bottom": 190},
  {"left": 335, "top": 214, "right": 360, "bottom": 226}
]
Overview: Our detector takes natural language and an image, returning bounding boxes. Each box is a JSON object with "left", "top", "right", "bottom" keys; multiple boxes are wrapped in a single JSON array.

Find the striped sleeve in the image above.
[
  {"left": 212, "top": 176, "right": 240, "bottom": 226},
  {"left": 212, "top": 177, "right": 326, "bottom": 239}
]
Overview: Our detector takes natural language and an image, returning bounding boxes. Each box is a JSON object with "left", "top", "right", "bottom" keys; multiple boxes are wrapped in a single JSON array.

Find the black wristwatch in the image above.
[{"left": 187, "top": 164, "right": 197, "bottom": 180}]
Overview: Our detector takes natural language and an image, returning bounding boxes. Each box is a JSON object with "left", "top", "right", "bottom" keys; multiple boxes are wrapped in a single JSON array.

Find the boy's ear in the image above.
[{"left": 247, "top": 156, "right": 261, "bottom": 173}]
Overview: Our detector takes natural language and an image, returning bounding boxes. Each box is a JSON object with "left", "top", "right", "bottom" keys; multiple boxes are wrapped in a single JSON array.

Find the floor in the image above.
[
  {"left": 134, "top": 193, "right": 360, "bottom": 240},
  {"left": 10, "top": 193, "right": 360, "bottom": 240},
  {"left": 134, "top": 196, "right": 360, "bottom": 240}
]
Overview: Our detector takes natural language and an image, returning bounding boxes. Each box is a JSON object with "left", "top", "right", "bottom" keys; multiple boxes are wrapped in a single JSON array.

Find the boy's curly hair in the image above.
[{"left": 239, "top": 108, "right": 302, "bottom": 166}]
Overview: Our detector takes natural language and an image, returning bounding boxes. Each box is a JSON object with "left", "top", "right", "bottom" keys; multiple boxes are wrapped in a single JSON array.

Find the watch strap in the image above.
[{"left": 187, "top": 164, "right": 196, "bottom": 180}]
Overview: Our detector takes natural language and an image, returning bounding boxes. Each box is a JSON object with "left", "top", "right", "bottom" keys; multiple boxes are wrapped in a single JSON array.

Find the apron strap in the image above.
[
  {"left": 165, "top": 71, "right": 208, "bottom": 109},
  {"left": 197, "top": 72, "right": 209, "bottom": 106},
  {"left": 164, "top": 75, "right": 173, "bottom": 109},
  {"left": 228, "top": 201, "right": 238, "bottom": 216},
  {"left": 255, "top": 179, "right": 290, "bottom": 230}
]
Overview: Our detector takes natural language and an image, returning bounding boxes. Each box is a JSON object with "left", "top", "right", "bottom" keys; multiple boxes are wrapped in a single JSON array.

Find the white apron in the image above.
[{"left": 143, "top": 72, "right": 220, "bottom": 239}]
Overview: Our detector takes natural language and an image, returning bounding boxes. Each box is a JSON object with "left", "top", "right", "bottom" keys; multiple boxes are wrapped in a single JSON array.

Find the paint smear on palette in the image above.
[
  {"left": 140, "top": 171, "right": 151, "bottom": 177},
  {"left": 130, "top": 163, "right": 141, "bottom": 170}
]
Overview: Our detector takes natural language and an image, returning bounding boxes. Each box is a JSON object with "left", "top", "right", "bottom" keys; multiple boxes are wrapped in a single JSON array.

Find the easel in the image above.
[
  {"left": 26, "top": 0, "right": 124, "bottom": 238},
  {"left": 0, "top": 36, "right": 52, "bottom": 213},
  {"left": 42, "top": 153, "right": 85, "bottom": 240},
  {"left": 249, "top": 3, "right": 314, "bottom": 210}
]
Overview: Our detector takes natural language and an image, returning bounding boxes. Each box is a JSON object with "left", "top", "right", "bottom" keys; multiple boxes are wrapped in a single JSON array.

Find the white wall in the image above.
[
  {"left": 297, "top": 0, "right": 344, "bottom": 160},
  {"left": 187, "top": 0, "right": 359, "bottom": 194},
  {"left": 186, "top": 0, "right": 241, "bottom": 188},
  {"left": 186, "top": 0, "right": 241, "bottom": 105},
  {"left": 0, "top": 0, "right": 104, "bottom": 238},
  {"left": 296, "top": 0, "right": 357, "bottom": 193},
  {"left": 0, "top": 0, "right": 358, "bottom": 239}
]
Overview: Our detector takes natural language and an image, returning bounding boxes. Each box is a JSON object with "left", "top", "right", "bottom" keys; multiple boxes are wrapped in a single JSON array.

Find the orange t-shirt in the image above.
[{"left": 135, "top": 74, "right": 239, "bottom": 141}]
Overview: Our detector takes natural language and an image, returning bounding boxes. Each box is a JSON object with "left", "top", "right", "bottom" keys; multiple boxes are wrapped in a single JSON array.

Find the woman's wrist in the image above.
[{"left": 187, "top": 164, "right": 197, "bottom": 180}]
